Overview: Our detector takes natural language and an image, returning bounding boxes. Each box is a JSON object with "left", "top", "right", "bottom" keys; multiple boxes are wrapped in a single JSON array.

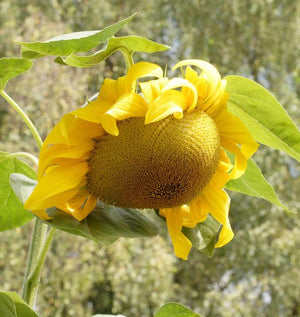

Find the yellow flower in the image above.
[{"left": 25, "top": 60, "right": 258, "bottom": 259}]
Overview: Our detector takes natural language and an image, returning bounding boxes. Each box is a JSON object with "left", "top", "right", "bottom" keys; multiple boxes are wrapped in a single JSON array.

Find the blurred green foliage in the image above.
[{"left": 0, "top": 0, "right": 299, "bottom": 316}]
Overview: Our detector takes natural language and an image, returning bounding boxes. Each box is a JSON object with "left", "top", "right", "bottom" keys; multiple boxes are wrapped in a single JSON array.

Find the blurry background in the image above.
[{"left": 0, "top": 0, "right": 300, "bottom": 316}]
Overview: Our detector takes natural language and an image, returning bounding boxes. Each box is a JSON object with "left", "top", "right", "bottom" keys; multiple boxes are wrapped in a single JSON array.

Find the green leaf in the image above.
[
  {"left": 0, "top": 58, "right": 33, "bottom": 90},
  {"left": 57, "top": 36, "right": 170, "bottom": 67},
  {"left": 225, "top": 75, "right": 300, "bottom": 162},
  {"left": 182, "top": 215, "right": 221, "bottom": 257},
  {"left": 225, "top": 158, "right": 291, "bottom": 212},
  {"left": 0, "top": 152, "right": 35, "bottom": 231},
  {"left": 154, "top": 303, "right": 202, "bottom": 317},
  {"left": 19, "top": 14, "right": 136, "bottom": 58},
  {"left": 10, "top": 174, "right": 158, "bottom": 243},
  {"left": 0, "top": 291, "right": 39, "bottom": 317}
]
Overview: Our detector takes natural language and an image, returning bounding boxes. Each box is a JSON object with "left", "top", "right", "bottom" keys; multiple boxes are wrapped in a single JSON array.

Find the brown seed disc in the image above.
[{"left": 87, "top": 110, "right": 220, "bottom": 209}]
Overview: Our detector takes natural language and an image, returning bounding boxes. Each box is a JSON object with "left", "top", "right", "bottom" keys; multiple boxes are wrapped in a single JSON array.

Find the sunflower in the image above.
[{"left": 25, "top": 59, "right": 258, "bottom": 259}]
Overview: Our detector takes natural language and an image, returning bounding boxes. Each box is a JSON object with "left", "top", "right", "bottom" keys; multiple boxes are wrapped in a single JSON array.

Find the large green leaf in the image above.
[
  {"left": 19, "top": 14, "right": 136, "bottom": 58},
  {"left": 56, "top": 36, "right": 170, "bottom": 67},
  {"left": 154, "top": 303, "right": 202, "bottom": 317},
  {"left": 0, "top": 152, "right": 34, "bottom": 231},
  {"left": 0, "top": 58, "right": 33, "bottom": 90},
  {"left": 0, "top": 291, "right": 39, "bottom": 317},
  {"left": 11, "top": 173, "right": 158, "bottom": 243},
  {"left": 225, "top": 157, "right": 291, "bottom": 212},
  {"left": 225, "top": 75, "right": 300, "bottom": 162},
  {"left": 183, "top": 215, "right": 221, "bottom": 257}
]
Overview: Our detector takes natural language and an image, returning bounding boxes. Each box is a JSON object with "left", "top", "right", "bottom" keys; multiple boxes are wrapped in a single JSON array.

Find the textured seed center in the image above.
[{"left": 88, "top": 111, "right": 220, "bottom": 209}]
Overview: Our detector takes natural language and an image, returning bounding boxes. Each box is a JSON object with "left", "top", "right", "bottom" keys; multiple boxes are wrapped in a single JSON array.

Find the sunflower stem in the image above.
[
  {"left": 11, "top": 152, "right": 39, "bottom": 167},
  {"left": 0, "top": 89, "right": 56, "bottom": 306},
  {"left": 21, "top": 222, "right": 56, "bottom": 305},
  {"left": 120, "top": 48, "right": 134, "bottom": 71},
  {"left": 0, "top": 89, "right": 43, "bottom": 148}
]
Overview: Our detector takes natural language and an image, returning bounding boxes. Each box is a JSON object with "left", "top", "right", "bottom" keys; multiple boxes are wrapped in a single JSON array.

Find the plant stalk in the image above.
[
  {"left": 0, "top": 89, "right": 56, "bottom": 306},
  {"left": 0, "top": 89, "right": 43, "bottom": 148}
]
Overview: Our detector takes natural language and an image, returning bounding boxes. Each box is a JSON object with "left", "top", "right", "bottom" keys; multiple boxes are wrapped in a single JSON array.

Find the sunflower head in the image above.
[{"left": 25, "top": 59, "right": 258, "bottom": 260}]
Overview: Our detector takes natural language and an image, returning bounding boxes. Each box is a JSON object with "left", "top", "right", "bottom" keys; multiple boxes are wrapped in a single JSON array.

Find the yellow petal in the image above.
[
  {"left": 221, "top": 137, "right": 249, "bottom": 179},
  {"left": 25, "top": 162, "right": 88, "bottom": 210},
  {"left": 30, "top": 209, "right": 52, "bottom": 220},
  {"left": 58, "top": 193, "right": 97, "bottom": 221},
  {"left": 139, "top": 78, "right": 169, "bottom": 103},
  {"left": 72, "top": 98, "right": 112, "bottom": 123},
  {"left": 38, "top": 143, "right": 94, "bottom": 178},
  {"left": 173, "top": 59, "right": 221, "bottom": 91},
  {"left": 215, "top": 106, "right": 258, "bottom": 148},
  {"left": 101, "top": 93, "right": 148, "bottom": 136},
  {"left": 201, "top": 185, "right": 234, "bottom": 247},
  {"left": 160, "top": 207, "right": 192, "bottom": 260},
  {"left": 162, "top": 78, "right": 198, "bottom": 112},
  {"left": 145, "top": 90, "right": 187, "bottom": 124},
  {"left": 126, "top": 61, "right": 163, "bottom": 91},
  {"left": 26, "top": 188, "right": 80, "bottom": 211}
]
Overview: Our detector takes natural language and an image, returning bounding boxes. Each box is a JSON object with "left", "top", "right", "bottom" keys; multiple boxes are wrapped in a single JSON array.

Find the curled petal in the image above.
[
  {"left": 201, "top": 185, "right": 234, "bottom": 247},
  {"left": 159, "top": 207, "right": 192, "bottom": 260},
  {"left": 25, "top": 162, "right": 88, "bottom": 210},
  {"left": 125, "top": 61, "right": 163, "bottom": 91},
  {"left": 139, "top": 78, "right": 169, "bottom": 103},
  {"left": 162, "top": 78, "right": 198, "bottom": 112},
  {"left": 145, "top": 90, "right": 187, "bottom": 124},
  {"left": 173, "top": 59, "right": 221, "bottom": 91},
  {"left": 101, "top": 93, "right": 148, "bottom": 136}
]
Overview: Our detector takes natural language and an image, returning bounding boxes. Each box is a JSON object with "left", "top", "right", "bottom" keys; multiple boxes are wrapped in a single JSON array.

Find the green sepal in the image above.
[
  {"left": 0, "top": 291, "right": 39, "bottom": 317},
  {"left": 10, "top": 173, "right": 159, "bottom": 244},
  {"left": 225, "top": 75, "right": 300, "bottom": 162},
  {"left": 154, "top": 303, "right": 202, "bottom": 317},
  {"left": 0, "top": 58, "right": 33, "bottom": 90},
  {"left": 19, "top": 14, "right": 136, "bottom": 59},
  {"left": 0, "top": 152, "right": 35, "bottom": 231},
  {"left": 225, "top": 157, "right": 292, "bottom": 212},
  {"left": 182, "top": 215, "right": 221, "bottom": 257},
  {"left": 56, "top": 36, "right": 170, "bottom": 67}
]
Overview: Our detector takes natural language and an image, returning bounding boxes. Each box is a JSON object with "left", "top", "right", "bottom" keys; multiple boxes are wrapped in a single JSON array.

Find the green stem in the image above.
[
  {"left": 0, "top": 90, "right": 43, "bottom": 148},
  {"left": 0, "top": 89, "right": 55, "bottom": 305},
  {"left": 22, "top": 227, "right": 56, "bottom": 306},
  {"left": 12, "top": 152, "right": 39, "bottom": 166},
  {"left": 120, "top": 48, "right": 134, "bottom": 71}
]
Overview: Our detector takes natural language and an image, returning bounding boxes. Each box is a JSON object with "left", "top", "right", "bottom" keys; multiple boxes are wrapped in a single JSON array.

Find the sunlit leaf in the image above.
[
  {"left": 57, "top": 36, "right": 170, "bottom": 67},
  {"left": 225, "top": 75, "right": 300, "bottom": 162},
  {"left": 225, "top": 157, "right": 291, "bottom": 212},
  {"left": 0, "top": 291, "right": 39, "bottom": 317},
  {"left": 19, "top": 14, "right": 136, "bottom": 58},
  {"left": 154, "top": 303, "right": 202, "bottom": 317},
  {"left": 0, "top": 152, "right": 34, "bottom": 231},
  {"left": 11, "top": 173, "right": 158, "bottom": 243},
  {"left": 182, "top": 215, "right": 220, "bottom": 257},
  {"left": 0, "top": 58, "right": 33, "bottom": 90}
]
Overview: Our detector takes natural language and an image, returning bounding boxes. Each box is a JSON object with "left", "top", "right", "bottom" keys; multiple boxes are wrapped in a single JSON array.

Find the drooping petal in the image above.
[
  {"left": 100, "top": 93, "right": 149, "bottom": 136},
  {"left": 38, "top": 143, "right": 94, "bottom": 178},
  {"left": 25, "top": 162, "right": 88, "bottom": 210},
  {"left": 58, "top": 192, "right": 97, "bottom": 221},
  {"left": 221, "top": 137, "right": 252, "bottom": 179},
  {"left": 215, "top": 106, "right": 258, "bottom": 147},
  {"left": 201, "top": 184, "right": 234, "bottom": 247},
  {"left": 145, "top": 90, "right": 187, "bottom": 124},
  {"left": 159, "top": 207, "right": 192, "bottom": 260}
]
